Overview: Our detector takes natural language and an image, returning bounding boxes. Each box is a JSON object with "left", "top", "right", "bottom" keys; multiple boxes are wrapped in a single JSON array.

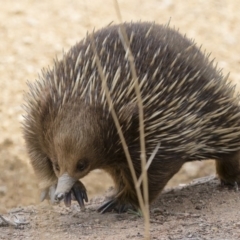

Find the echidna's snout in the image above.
[{"left": 54, "top": 173, "right": 76, "bottom": 201}]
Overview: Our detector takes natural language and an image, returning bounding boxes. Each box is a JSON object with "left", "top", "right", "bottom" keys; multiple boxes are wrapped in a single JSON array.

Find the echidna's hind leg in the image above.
[
  {"left": 216, "top": 151, "right": 240, "bottom": 186},
  {"left": 98, "top": 168, "right": 138, "bottom": 214},
  {"left": 98, "top": 159, "right": 184, "bottom": 214}
]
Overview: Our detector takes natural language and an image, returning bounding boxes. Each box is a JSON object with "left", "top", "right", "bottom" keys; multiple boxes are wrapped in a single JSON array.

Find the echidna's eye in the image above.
[{"left": 77, "top": 158, "right": 88, "bottom": 172}]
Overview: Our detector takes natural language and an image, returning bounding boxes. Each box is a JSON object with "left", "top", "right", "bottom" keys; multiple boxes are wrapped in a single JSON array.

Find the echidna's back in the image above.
[{"left": 40, "top": 22, "right": 240, "bottom": 161}]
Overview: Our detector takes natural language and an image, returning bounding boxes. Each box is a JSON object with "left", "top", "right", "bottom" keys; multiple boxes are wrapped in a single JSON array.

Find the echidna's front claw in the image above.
[
  {"left": 40, "top": 189, "right": 48, "bottom": 202},
  {"left": 59, "top": 180, "right": 88, "bottom": 209},
  {"left": 63, "top": 191, "right": 72, "bottom": 207},
  {"left": 71, "top": 180, "right": 88, "bottom": 209},
  {"left": 40, "top": 180, "right": 88, "bottom": 209},
  {"left": 40, "top": 185, "right": 57, "bottom": 204}
]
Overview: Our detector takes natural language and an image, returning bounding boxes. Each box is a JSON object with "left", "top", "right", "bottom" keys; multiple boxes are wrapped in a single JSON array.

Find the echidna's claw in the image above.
[
  {"left": 119, "top": 204, "right": 129, "bottom": 213},
  {"left": 83, "top": 190, "right": 88, "bottom": 202},
  {"left": 49, "top": 185, "right": 57, "bottom": 203},
  {"left": 98, "top": 198, "right": 133, "bottom": 214},
  {"left": 72, "top": 180, "right": 88, "bottom": 209},
  {"left": 98, "top": 199, "right": 118, "bottom": 214},
  {"left": 63, "top": 191, "right": 72, "bottom": 207},
  {"left": 40, "top": 180, "right": 88, "bottom": 209},
  {"left": 40, "top": 189, "right": 48, "bottom": 202},
  {"left": 40, "top": 184, "right": 57, "bottom": 204}
]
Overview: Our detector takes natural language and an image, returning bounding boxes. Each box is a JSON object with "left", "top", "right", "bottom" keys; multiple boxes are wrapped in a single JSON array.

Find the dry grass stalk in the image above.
[{"left": 114, "top": 1, "right": 150, "bottom": 238}]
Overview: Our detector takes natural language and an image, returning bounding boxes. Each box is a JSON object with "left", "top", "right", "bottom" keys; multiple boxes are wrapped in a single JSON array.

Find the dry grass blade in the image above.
[
  {"left": 113, "top": 0, "right": 150, "bottom": 239},
  {"left": 137, "top": 143, "right": 161, "bottom": 188}
]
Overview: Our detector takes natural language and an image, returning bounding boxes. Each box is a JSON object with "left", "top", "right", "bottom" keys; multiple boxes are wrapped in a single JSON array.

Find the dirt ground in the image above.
[
  {"left": 0, "top": 0, "right": 240, "bottom": 239},
  {"left": 1, "top": 177, "right": 240, "bottom": 240}
]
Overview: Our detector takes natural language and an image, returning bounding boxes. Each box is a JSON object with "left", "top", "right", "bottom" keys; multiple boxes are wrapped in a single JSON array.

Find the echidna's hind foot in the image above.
[
  {"left": 97, "top": 196, "right": 136, "bottom": 214},
  {"left": 97, "top": 183, "right": 138, "bottom": 214},
  {"left": 216, "top": 150, "right": 240, "bottom": 186}
]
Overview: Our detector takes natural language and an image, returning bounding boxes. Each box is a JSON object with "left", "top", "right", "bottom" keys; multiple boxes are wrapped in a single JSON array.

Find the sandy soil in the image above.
[
  {"left": 0, "top": 0, "right": 240, "bottom": 239},
  {"left": 1, "top": 177, "right": 240, "bottom": 240}
]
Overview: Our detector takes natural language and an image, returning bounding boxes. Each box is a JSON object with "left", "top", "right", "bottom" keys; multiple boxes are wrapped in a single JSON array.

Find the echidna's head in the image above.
[{"left": 46, "top": 104, "right": 107, "bottom": 199}]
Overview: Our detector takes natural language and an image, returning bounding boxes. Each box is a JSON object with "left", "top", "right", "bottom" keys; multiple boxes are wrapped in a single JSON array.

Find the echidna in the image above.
[{"left": 23, "top": 22, "right": 240, "bottom": 213}]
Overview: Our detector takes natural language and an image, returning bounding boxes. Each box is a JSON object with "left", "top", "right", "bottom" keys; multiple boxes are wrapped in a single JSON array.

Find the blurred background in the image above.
[{"left": 0, "top": 0, "right": 240, "bottom": 213}]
